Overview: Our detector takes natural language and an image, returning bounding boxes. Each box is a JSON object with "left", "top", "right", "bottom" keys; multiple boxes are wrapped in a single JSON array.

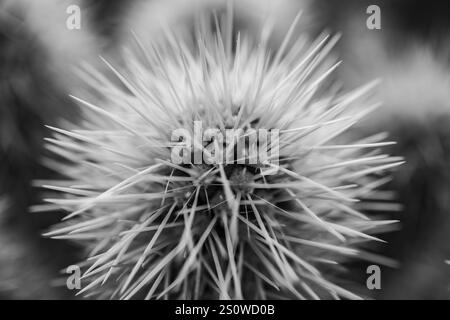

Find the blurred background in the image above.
[{"left": 1, "top": 0, "right": 449, "bottom": 299}]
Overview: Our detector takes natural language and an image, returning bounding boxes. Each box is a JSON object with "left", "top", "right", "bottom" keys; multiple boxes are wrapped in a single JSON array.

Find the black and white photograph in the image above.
[{"left": 1, "top": 0, "right": 450, "bottom": 310}]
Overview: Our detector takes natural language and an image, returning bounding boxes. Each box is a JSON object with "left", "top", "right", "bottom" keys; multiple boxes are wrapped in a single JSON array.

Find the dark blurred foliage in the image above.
[
  {"left": 378, "top": 118, "right": 450, "bottom": 299},
  {"left": 0, "top": 2, "right": 80, "bottom": 299},
  {"left": 315, "top": 0, "right": 450, "bottom": 34},
  {"left": 83, "top": 0, "right": 131, "bottom": 45},
  {"left": 385, "top": 0, "right": 450, "bottom": 43},
  {"left": 314, "top": 0, "right": 450, "bottom": 53}
]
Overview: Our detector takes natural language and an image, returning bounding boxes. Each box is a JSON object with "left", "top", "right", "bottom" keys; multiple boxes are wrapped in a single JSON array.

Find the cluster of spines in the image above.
[{"left": 35, "top": 9, "right": 402, "bottom": 299}]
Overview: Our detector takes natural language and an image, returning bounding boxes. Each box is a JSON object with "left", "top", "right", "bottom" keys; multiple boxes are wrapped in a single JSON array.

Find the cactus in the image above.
[{"left": 38, "top": 9, "right": 401, "bottom": 299}]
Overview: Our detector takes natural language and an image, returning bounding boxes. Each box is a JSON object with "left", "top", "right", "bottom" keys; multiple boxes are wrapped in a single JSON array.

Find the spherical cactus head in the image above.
[{"left": 39, "top": 8, "right": 401, "bottom": 299}]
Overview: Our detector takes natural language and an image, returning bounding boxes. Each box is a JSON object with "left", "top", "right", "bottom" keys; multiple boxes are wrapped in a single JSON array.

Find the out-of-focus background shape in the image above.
[{"left": 1, "top": 0, "right": 449, "bottom": 299}]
